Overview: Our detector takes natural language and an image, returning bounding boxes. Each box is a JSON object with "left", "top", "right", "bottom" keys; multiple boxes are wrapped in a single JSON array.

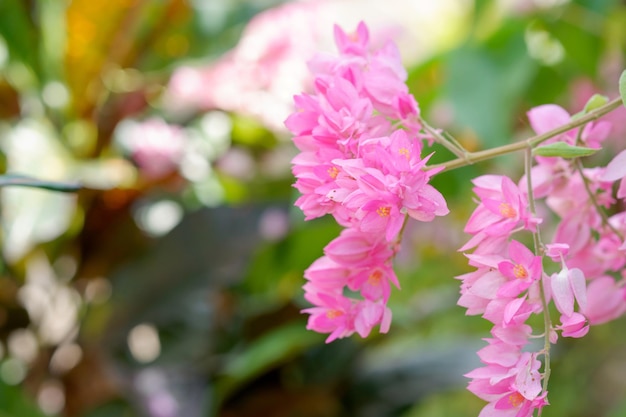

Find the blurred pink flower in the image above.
[
  {"left": 570, "top": 77, "right": 626, "bottom": 144},
  {"left": 582, "top": 276, "right": 626, "bottom": 325},
  {"left": 166, "top": 1, "right": 327, "bottom": 130},
  {"left": 118, "top": 118, "right": 185, "bottom": 179},
  {"left": 165, "top": 0, "right": 425, "bottom": 131}
]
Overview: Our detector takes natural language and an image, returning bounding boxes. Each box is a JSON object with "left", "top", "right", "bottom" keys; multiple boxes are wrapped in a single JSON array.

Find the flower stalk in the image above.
[{"left": 428, "top": 97, "right": 623, "bottom": 172}]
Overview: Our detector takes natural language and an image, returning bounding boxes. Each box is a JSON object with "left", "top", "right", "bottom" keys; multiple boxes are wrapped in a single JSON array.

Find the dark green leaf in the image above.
[{"left": 217, "top": 323, "right": 323, "bottom": 399}]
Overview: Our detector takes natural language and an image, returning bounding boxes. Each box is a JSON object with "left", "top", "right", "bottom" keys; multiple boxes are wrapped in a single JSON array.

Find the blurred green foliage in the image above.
[{"left": 0, "top": 1, "right": 625, "bottom": 417}]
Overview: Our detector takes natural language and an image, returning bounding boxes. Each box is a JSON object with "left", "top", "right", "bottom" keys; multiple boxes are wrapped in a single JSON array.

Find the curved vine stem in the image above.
[
  {"left": 419, "top": 116, "right": 470, "bottom": 161},
  {"left": 427, "top": 97, "right": 623, "bottom": 172}
]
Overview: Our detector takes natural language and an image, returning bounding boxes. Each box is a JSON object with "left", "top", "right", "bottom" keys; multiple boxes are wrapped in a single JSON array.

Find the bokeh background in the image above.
[{"left": 1, "top": 0, "right": 626, "bottom": 416}]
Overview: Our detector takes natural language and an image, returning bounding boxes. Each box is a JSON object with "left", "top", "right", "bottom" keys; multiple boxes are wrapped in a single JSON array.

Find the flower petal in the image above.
[{"left": 550, "top": 268, "right": 574, "bottom": 317}]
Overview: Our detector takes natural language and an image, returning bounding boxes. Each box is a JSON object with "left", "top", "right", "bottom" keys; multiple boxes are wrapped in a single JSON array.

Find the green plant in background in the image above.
[{"left": 0, "top": 1, "right": 625, "bottom": 417}]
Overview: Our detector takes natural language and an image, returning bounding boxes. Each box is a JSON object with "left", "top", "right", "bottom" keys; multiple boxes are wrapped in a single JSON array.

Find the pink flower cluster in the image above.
[
  {"left": 527, "top": 104, "right": 626, "bottom": 327},
  {"left": 286, "top": 22, "right": 449, "bottom": 342},
  {"left": 458, "top": 103, "right": 626, "bottom": 416}
]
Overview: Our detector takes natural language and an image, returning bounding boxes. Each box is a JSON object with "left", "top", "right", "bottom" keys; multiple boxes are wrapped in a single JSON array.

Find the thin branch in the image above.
[
  {"left": 574, "top": 159, "right": 624, "bottom": 241},
  {"left": 428, "top": 97, "right": 623, "bottom": 172},
  {"left": 419, "top": 116, "right": 470, "bottom": 160}
]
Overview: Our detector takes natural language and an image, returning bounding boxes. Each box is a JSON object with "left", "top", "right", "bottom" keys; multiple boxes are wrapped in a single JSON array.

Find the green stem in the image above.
[
  {"left": 525, "top": 148, "right": 551, "bottom": 410},
  {"left": 574, "top": 159, "right": 624, "bottom": 241},
  {"left": 428, "top": 97, "right": 623, "bottom": 172},
  {"left": 419, "top": 116, "right": 470, "bottom": 160},
  {"left": 538, "top": 277, "right": 552, "bottom": 403},
  {"left": 525, "top": 149, "right": 543, "bottom": 254}
]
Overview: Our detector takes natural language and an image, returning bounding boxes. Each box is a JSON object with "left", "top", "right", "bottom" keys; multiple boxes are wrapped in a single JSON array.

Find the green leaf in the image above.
[
  {"left": 216, "top": 323, "right": 323, "bottom": 400},
  {"left": 444, "top": 20, "right": 537, "bottom": 148},
  {"left": 0, "top": 380, "right": 49, "bottom": 417},
  {"left": 583, "top": 94, "right": 609, "bottom": 113},
  {"left": 619, "top": 70, "right": 626, "bottom": 107},
  {"left": 0, "top": 0, "right": 40, "bottom": 83},
  {"left": 0, "top": 174, "right": 81, "bottom": 192},
  {"left": 533, "top": 142, "right": 599, "bottom": 158}
]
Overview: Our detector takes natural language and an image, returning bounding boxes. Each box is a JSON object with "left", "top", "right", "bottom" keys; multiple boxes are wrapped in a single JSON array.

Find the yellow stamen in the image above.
[
  {"left": 398, "top": 148, "right": 410, "bottom": 159},
  {"left": 376, "top": 206, "right": 391, "bottom": 217},
  {"left": 328, "top": 166, "right": 339, "bottom": 179},
  {"left": 326, "top": 309, "right": 343, "bottom": 319},
  {"left": 508, "top": 392, "right": 524, "bottom": 408},
  {"left": 499, "top": 202, "right": 517, "bottom": 219},
  {"left": 513, "top": 264, "right": 528, "bottom": 279},
  {"left": 368, "top": 270, "right": 383, "bottom": 286}
]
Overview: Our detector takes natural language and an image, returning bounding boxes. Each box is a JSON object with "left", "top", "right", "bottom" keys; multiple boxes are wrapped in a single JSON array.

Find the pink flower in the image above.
[
  {"left": 353, "top": 299, "right": 392, "bottom": 337},
  {"left": 582, "top": 276, "right": 626, "bottom": 325},
  {"left": 496, "top": 241, "right": 543, "bottom": 298},
  {"left": 513, "top": 353, "right": 543, "bottom": 401},
  {"left": 291, "top": 21, "right": 449, "bottom": 345},
  {"left": 602, "top": 149, "right": 626, "bottom": 202},
  {"left": 303, "top": 292, "right": 355, "bottom": 343},
  {"left": 302, "top": 289, "right": 393, "bottom": 343},
  {"left": 324, "top": 228, "right": 392, "bottom": 267},
  {"left": 545, "top": 243, "right": 569, "bottom": 262},
  {"left": 477, "top": 338, "right": 522, "bottom": 368},
  {"left": 304, "top": 255, "right": 399, "bottom": 303},
  {"left": 528, "top": 104, "right": 610, "bottom": 152},
  {"left": 486, "top": 392, "right": 547, "bottom": 417},
  {"left": 359, "top": 199, "right": 404, "bottom": 241},
  {"left": 549, "top": 266, "right": 587, "bottom": 317},
  {"left": 468, "top": 352, "right": 547, "bottom": 417},
  {"left": 303, "top": 256, "right": 350, "bottom": 291},
  {"left": 457, "top": 269, "right": 499, "bottom": 315},
  {"left": 557, "top": 313, "right": 589, "bottom": 338},
  {"left": 527, "top": 104, "right": 574, "bottom": 147},
  {"left": 491, "top": 324, "right": 532, "bottom": 346},
  {"left": 484, "top": 297, "right": 541, "bottom": 328},
  {"left": 360, "top": 129, "right": 424, "bottom": 176},
  {"left": 346, "top": 264, "right": 399, "bottom": 302},
  {"left": 565, "top": 230, "right": 624, "bottom": 278},
  {"left": 465, "top": 176, "right": 539, "bottom": 241},
  {"left": 545, "top": 168, "right": 612, "bottom": 221},
  {"left": 333, "top": 21, "right": 370, "bottom": 56}
]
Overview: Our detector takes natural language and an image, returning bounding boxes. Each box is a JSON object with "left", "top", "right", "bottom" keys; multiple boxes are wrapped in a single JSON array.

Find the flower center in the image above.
[
  {"left": 326, "top": 309, "right": 343, "bottom": 319},
  {"left": 327, "top": 166, "right": 339, "bottom": 179},
  {"left": 508, "top": 392, "right": 524, "bottom": 408},
  {"left": 499, "top": 202, "right": 517, "bottom": 219},
  {"left": 368, "top": 270, "right": 383, "bottom": 286},
  {"left": 513, "top": 264, "right": 528, "bottom": 279},
  {"left": 376, "top": 206, "right": 391, "bottom": 217},
  {"left": 398, "top": 147, "right": 410, "bottom": 159}
]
